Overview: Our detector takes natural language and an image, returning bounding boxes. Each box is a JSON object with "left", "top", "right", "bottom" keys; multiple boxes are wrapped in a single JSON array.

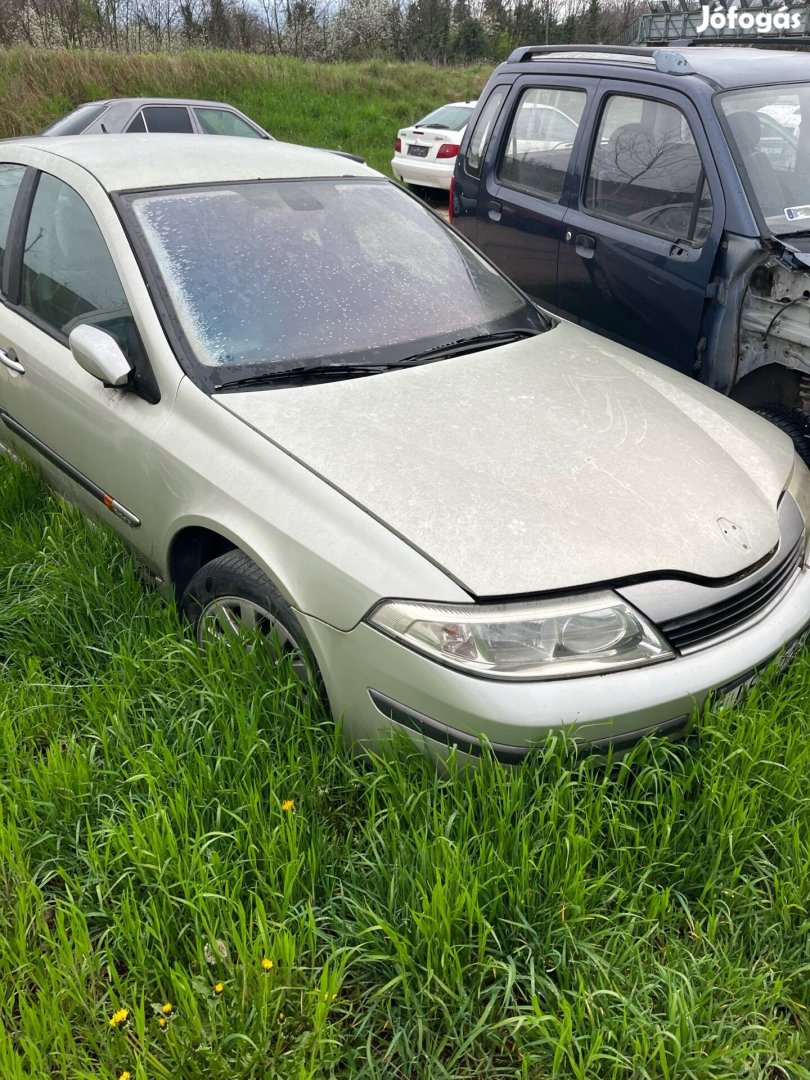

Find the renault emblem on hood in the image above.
[{"left": 718, "top": 517, "right": 751, "bottom": 551}]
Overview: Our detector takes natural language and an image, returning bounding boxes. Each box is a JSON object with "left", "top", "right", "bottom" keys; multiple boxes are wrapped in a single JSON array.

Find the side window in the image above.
[
  {"left": 464, "top": 86, "right": 507, "bottom": 178},
  {"left": 598, "top": 96, "right": 643, "bottom": 142},
  {"left": 43, "top": 104, "right": 110, "bottom": 136},
  {"left": 498, "top": 87, "right": 586, "bottom": 202},
  {"left": 585, "top": 94, "right": 713, "bottom": 245},
  {"left": 21, "top": 173, "right": 131, "bottom": 338},
  {"left": 126, "top": 111, "right": 147, "bottom": 133},
  {"left": 141, "top": 106, "right": 193, "bottom": 133},
  {"left": 0, "top": 164, "right": 26, "bottom": 279},
  {"left": 194, "top": 108, "right": 264, "bottom": 138}
]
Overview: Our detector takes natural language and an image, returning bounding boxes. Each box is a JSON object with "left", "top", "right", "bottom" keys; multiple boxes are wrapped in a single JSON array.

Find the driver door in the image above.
[{"left": 0, "top": 166, "right": 170, "bottom": 558}]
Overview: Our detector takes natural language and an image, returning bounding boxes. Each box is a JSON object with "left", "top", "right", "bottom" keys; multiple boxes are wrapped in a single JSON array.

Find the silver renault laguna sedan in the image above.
[{"left": 0, "top": 136, "right": 808, "bottom": 761}]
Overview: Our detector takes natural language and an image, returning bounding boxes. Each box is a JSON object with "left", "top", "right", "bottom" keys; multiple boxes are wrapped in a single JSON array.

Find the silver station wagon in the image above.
[
  {"left": 0, "top": 136, "right": 808, "bottom": 762},
  {"left": 41, "top": 97, "right": 273, "bottom": 139}
]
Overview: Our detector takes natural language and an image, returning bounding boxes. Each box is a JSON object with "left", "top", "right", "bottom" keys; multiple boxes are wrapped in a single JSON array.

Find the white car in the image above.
[
  {"left": 391, "top": 101, "right": 477, "bottom": 191},
  {"left": 0, "top": 135, "right": 809, "bottom": 764},
  {"left": 508, "top": 101, "right": 579, "bottom": 149},
  {"left": 758, "top": 98, "right": 801, "bottom": 137}
]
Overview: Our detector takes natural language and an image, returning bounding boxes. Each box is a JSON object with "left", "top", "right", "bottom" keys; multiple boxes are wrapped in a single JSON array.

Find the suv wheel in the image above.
[
  {"left": 181, "top": 549, "right": 318, "bottom": 688},
  {"left": 754, "top": 404, "right": 810, "bottom": 466}
]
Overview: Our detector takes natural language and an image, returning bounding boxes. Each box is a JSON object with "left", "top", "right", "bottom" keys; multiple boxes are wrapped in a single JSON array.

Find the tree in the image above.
[
  {"left": 333, "top": 0, "right": 401, "bottom": 59},
  {"left": 452, "top": 15, "right": 486, "bottom": 60},
  {"left": 404, "top": 0, "right": 451, "bottom": 61}
]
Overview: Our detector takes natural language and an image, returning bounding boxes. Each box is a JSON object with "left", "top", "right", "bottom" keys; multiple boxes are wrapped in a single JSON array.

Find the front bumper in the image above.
[
  {"left": 390, "top": 155, "right": 454, "bottom": 190},
  {"left": 298, "top": 562, "right": 810, "bottom": 761}
]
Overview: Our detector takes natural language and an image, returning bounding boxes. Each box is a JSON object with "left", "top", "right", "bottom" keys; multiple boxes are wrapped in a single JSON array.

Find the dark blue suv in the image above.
[{"left": 452, "top": 45, "right": 810, "bottom": 457}]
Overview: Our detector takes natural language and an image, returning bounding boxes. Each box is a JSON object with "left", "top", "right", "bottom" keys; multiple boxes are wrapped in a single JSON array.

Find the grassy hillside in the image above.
[{"left": 0, "top": 48, "right": 489, "bottom": 174}]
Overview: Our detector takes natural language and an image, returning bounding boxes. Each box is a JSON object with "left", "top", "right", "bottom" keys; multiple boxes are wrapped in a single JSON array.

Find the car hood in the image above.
[{"left": 216, "top": 321, "right": 794, "bottom": 598}]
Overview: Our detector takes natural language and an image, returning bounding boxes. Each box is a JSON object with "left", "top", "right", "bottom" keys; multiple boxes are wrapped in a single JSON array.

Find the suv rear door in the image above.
[
  {"left": 557, "top": 81, "right": 724, "bottom": 375},
  {"left": 474, "top": 75, "right": 596, "bottom": 309}
]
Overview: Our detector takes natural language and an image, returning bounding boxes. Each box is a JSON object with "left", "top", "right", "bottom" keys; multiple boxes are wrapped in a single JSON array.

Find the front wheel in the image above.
[
  {"left": 181, "top": 549, "right": 320, "bottom": 689},
  {"left": 753, "top": 404, "right": 810, "bottom": 466}
]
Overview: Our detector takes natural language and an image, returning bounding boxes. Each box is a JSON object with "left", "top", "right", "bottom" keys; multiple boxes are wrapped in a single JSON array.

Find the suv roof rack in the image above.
[{"left": 506, "top": 44, "right": 695, "bottom": 75}]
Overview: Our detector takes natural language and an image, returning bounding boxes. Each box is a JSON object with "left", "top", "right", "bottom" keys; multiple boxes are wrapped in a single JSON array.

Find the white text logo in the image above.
[{"left": 695, "top": 4, "right": 803, "bottom": 33}]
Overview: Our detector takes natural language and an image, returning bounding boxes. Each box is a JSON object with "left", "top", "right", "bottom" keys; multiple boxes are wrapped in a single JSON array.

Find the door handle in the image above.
[
  {"left": 487, "top": 199, "right": 502, "bottom": 222},
  {"left": 575, "top": 233, "right": 596, "bottom": 259},
  {"left": 0, "top": 347, "right": 24, "bottom": 374}
]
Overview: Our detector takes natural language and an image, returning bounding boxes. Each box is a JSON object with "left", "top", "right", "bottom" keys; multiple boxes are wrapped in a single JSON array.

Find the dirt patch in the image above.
[{"left": 416, "top": 187, "right": 450, "bottom": 222}]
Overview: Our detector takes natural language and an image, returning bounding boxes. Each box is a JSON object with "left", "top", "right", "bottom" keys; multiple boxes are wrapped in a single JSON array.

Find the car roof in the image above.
[
  {"left": 74, "top": 97, "right": 253, "bottom": 109},
  {"left": 663, "top": 46, "right": 810, "bottom": 90},
  {"left": 503, "top": 45, "right": 810, "bottom": 91},
  {"left": 0, "top": 134, "right": 377, "bottom": 192}
]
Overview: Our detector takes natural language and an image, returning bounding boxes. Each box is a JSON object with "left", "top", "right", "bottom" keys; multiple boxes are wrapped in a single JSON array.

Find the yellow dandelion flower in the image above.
[
  {"left": 214, "top": 982, "right": 224, "bottom": 995},
  {"left": 157, "top": 1016, "right": 167, "bottom": 1029},
  {"left": 118, "top": 1071, "right": 132, "bottom": 1080},
  {"left": 108, "top": 1007, "right": 129, "bottom": 1028},
  {"left": 281, "top": 799, "right": 295, "bottom": 812},
  {"left": 261, "top": 958, "right": 274, "bottom": 972},
  {"left": 161, "top": 1002, "right": 173, "bottom": 1015}
]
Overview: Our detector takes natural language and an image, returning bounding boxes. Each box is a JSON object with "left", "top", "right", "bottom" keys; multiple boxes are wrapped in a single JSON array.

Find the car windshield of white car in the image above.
[
  {"left": 124, "top": 179, "right": 546, "bottom": 380},
  {"left": 718, "top": 83, "right": 810, "bottom": 237},
  {"left": 414, "top": 105, "right": 473, "bottom": 130}
]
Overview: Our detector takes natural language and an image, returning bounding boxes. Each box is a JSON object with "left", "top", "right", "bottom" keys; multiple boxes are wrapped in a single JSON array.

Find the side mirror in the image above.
[{"left": 69, "top": 324, "right": 132, "bottom": 387}]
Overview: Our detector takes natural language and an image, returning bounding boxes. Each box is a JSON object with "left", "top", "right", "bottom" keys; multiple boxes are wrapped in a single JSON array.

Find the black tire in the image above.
[
  {"left": 753, "top": 404, "right": 810, "bottom": 466},
  {"left": 180, "top": 549, "right": 322, "bottom": 691}
]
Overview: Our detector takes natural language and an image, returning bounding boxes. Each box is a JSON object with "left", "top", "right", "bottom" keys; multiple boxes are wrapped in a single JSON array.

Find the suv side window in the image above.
[
  {"left": 21, "top": 173, "right": 132, "bottom": 338},
  {"left": 0, "top": 164, "right": 26, "bottom": 280},
  {"left": 585, "top": 94, "right": 713, "bottom": 245},
  {"left": 464, "top": 87, "right": 507, "bottom": 177},
  {"left": 498, "top": 87, "right": 586, "bottom": 202}
]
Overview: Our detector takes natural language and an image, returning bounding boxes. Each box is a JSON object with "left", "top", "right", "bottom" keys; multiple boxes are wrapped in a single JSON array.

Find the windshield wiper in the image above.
[
  {"left": 422, "top": 123, "right": 450, "bottom": 130},
  {"left": 395, "top": 328, "right": 542, "bottom": 367},
  {"left": 213, "top": 329, "right": 543, "bottom": 391},
  {"left": 214, "top": 363, "right": 392, "bottom": 391}
]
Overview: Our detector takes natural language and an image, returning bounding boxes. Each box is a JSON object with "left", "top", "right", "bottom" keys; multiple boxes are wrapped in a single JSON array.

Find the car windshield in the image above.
[
  {"left": 415, "top": 105, "right": 474, "bottom": 131},
  {"left": 124, "top": 178, "right": 545, "bottom": 382},
  {"left": 718, "top": 84, "right": 810, "bottom": 236}
]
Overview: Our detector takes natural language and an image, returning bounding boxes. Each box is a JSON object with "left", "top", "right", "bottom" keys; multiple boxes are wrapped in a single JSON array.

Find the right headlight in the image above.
[
  {"left": 367, "top": 591, "right": 673, "bottom": 680},
  {"left": 787, "top": 453, "right": 810, "bottom": 562}
]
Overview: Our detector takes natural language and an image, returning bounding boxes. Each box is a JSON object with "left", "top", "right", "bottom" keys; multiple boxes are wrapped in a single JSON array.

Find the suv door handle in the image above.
[
  {"left": 487, "top": 199, "right": 502, "bottom": 222},
  {"left": 0, "top": 347, "right": 24, "bottom": 374},
  {"left": 575, "top": 233, "right": 596, "bottom": 258}
]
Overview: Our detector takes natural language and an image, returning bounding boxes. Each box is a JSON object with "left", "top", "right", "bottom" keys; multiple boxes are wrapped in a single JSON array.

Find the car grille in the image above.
[{"left": 659, "top": 530, "right": 804, "bottom": 653}]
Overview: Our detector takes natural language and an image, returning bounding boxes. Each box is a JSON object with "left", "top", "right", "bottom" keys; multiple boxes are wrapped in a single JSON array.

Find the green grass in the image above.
[
  {"left": 0, "top": 458, "right": 809, "bottom": 1078},
  {"left": 0, "top": 48, "right": 489, "bottom": 176}
]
